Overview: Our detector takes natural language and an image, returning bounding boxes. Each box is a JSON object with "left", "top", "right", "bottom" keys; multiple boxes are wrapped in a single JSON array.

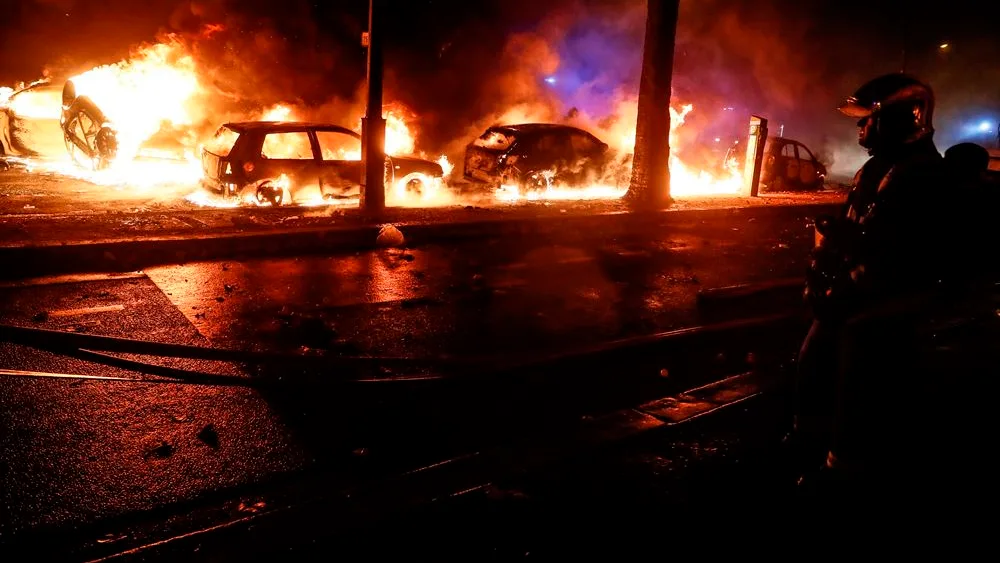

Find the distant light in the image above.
[
  {"left": 544, "top": 76, "right": 556, "bottom": 85},
  {"left": 939, "top": 43, "right": 949, "bottom": 49},
  {"left": 979, "top": 120, "right": 992, "bottom": 132},
  {"left": 714, "top": 137, "right": 721, "bottom": 142},
  {"left": 722, "top": 106, "right": 735, "bottom": 111}
]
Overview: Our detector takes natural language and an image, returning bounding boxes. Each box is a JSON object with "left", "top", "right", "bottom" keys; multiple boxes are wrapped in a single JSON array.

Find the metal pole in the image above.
[{"left": 361, "top": 0, "right": 386, "bottom": 213}]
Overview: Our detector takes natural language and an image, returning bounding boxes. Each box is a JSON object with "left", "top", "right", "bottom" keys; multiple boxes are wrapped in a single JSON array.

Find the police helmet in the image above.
[{"left": 838, "top": 73, "right": 935, "bottom": 148}]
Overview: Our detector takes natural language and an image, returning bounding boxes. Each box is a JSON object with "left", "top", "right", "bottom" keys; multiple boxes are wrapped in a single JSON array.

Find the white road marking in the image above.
[
  {"left": 0, "top": 272, "right": 145, "bottom": 289},
  {"left": 47, "top": 304, "right": 125, "bottom": 317}
]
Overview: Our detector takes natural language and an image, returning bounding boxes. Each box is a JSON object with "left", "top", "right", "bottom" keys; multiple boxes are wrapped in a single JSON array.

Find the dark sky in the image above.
[{"left": 2, "top": 0, "right": 998, "bottom": 173}]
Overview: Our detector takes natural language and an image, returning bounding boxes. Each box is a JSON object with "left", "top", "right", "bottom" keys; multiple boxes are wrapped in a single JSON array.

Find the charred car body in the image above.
[
  {"left": 726, "top": 136, "right": 827, "bottom": 191},
  {"left": 463, "top": 124, "right": 627, "bottom": 191},
  {"left": 0, "top": 79, "right": 118, "bottom": 169},
  {"left": 200, "top": 121, "right": 444, "bottom": 205}
]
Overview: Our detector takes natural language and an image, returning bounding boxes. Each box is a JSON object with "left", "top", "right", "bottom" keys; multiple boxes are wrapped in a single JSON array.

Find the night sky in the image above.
[{"left": 2, "top": 0, "right": 998, "bottom": 175}]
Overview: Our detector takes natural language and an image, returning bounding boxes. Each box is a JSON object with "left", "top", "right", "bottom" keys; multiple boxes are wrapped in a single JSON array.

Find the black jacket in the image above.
[{"left": 809, "top": 137, "right": 948, "bottom": 316}]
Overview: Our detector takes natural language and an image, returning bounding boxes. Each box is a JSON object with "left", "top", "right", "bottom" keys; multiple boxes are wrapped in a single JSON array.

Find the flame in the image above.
[
  {"left": 68, "top": 37, "right": 200, "bottom": 163},
  {"left": 7, "top": 85, "right": 61, "bottom": 119},
  {"left": 437, "top": 155, "right": 454, "bottom": 178},
  {"left": 384, "top": 112, "right": 414, "bottom": 156},
  {"left": 259, "top": 104, "right": 294, "bottom": 121}
]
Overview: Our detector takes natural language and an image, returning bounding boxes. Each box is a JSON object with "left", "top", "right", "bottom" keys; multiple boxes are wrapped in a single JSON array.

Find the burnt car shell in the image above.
[
  {"left": 463, "top": 123, "right": 617, "bottom": 189},
  {"left": 0, "top": 80, "right": 65, "bottom": 159},
  {"left": 201, "top": 121, "right": 443, "bottom": 202},
  {"left": 726, "top": 136, "right": 827, "bottom": 191}
]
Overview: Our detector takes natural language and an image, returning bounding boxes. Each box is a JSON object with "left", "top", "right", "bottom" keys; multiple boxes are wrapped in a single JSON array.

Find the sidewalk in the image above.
[{"left": 0, "top": 192, "right": 845, "bottom": 279}]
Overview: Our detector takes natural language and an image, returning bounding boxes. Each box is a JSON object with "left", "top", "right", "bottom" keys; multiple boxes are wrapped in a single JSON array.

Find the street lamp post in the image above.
[{"left": 361, "top": 0, "right": 386, "bottom": 214}]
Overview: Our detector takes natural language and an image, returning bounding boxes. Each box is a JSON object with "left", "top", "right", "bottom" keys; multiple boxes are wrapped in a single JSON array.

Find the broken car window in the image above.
[
  {"left": 316, "top": 130, "right": 361, "bottom": 161},
  {"left": 473, "top": 130, "right": 515, "bottom": 151},
  {"left": 205, "top": 126, "right": 240, "bottom": 157},
  {"left": 261, "top": 131, "right": 314, "bottom": 160}
]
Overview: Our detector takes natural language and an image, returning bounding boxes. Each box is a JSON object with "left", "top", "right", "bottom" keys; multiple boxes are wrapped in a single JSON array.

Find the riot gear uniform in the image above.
[{"left": 791, "top": 74, "right": 951, "bottom": 508}]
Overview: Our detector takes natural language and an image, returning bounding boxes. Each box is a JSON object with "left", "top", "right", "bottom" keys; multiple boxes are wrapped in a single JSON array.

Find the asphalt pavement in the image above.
[{"left": 0, "top": 204, "right": 818, "bottom": 548}]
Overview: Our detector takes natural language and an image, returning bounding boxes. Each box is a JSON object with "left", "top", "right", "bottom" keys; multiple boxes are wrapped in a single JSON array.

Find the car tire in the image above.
[
  {"left": 256, "top": 182, "right": 284, "bottom": 206},
  {"left": 522, "top": 170, "right": 550, "bottom": 193},
  {"left": 62, "top": 96, "right": 117, "bottom": 170}
]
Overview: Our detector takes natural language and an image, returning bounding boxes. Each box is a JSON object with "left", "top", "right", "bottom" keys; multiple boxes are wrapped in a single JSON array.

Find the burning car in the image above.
[
  {"left": 200, "top": 121, "right": 444, "bottom": 205},
  {"left": 463, "top": 124, "right": 627, "bottom": 192},
  {"left": 726, "top": 136, "right": 827, "bottom": 191},
  {"left": 0, "top": 79, "right": 118, "bottom": 169}
]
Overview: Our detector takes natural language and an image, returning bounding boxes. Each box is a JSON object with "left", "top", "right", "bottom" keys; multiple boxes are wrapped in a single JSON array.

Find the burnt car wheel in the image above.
[
  {"left": 522, "top": 171, "right": 550, "bottom": 193},
  {"left": 256, "top": 182, "right": 284, "bottom": 206},
  {"left": 404, "top": 176, "right": 424, "bottom": 195},
  {"left": 62, "top": 96, "right": 117, "bottom": 170}
]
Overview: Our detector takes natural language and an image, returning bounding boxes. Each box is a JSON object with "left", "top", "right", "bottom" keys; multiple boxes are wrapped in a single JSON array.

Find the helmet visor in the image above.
[{"left": 838, "top": 97, "right": 874, "bottom": 118}]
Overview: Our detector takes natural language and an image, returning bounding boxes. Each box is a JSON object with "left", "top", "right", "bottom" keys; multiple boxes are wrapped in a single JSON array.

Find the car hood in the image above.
[{"left": 387, "top": 154, "right": 444, "bottom": 176}]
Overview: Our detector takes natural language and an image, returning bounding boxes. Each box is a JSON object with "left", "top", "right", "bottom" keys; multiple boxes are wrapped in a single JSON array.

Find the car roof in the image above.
[
  {"left": 222, "top": 121, "right": 359, "bottom": 136},
  {"left": 490, "top": 123, "right": 598, "bottom": 137}
]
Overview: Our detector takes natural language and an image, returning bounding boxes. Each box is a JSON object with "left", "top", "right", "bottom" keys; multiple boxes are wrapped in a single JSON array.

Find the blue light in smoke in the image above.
[
  {"left": 979, "top": 120, "right": 992, "bottom": 132},
  {"left": 547, "top": 15, "right": 644, "bottom": 117},
  {"left": 544, "top": 76, "right": 557, "bottom": 85}
]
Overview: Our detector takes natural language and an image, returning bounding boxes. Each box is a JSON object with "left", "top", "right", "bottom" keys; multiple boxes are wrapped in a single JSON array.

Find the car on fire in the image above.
[
  {"left": 725, "top": 136, "right": 827, "bottom": 191},
  {"left": 200, "top": 121, "right": 444, "bottom": 205},
  {"left": 463, "top": 123, "right": 627, "bottom": 191},
  {"left": 0, "top": 79, "right": 118, "bottom": 169}
]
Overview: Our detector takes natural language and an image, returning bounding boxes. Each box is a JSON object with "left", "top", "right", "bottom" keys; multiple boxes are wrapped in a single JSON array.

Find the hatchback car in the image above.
[{"left": 200, "top": 121, "right": 444, "bottom": 205}]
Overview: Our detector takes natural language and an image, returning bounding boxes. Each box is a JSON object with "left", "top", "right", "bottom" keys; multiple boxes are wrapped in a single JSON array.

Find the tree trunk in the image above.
[{"left": 626, "top": 0, "right": 679, "bottom": 209}]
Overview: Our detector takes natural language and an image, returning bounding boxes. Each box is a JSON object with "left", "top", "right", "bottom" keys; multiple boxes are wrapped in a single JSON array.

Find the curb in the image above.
[{"left": 0, "top": 202, "right": 840, "bottom": 279}]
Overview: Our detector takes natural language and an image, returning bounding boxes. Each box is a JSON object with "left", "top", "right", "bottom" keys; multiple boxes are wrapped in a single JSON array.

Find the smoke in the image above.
[{"left": 386, "top": 0, "right": 863, "bottom": 171}]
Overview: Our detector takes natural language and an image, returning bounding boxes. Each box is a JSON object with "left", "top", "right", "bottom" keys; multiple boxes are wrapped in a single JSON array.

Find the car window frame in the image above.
[
  {"left": 795, "top": 142, "right": 816, "bottom": 162},
  {"left": 259, "top": 129, "right": 318, "bottom": 160},
  {"left": 314, "top": 128, "right": 362, "bottom": 161}
]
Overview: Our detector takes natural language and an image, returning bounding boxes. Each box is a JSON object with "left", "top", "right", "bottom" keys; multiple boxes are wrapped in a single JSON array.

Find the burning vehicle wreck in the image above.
[
  {"left": 725, "top": 135, "right": 828, "bottom": 191},
  {"left": 463, "top": 123, "right": 629, "bottom": 195},
  {"left": 201, "top": 121, "right": 445, "bottom": 205},
  {"left": 0, "top": 79, "right": 88, "bottom": 162},
  {"left": 0, "top": 78, "right": 133, "bottom": 169}
]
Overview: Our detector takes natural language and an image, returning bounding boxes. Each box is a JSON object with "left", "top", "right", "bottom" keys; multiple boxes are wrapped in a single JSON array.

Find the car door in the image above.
[
  {"left": 569, "top": 131, "right": 609, "bottom": 183},
  {"left": 314, "top": 129, "right": 364, "bottom": 198},
  {"left": 780, "top": 141, "right": 799, "bottom": 184},
  {"left": 795, "top": 142, "right": 818, "bottom": 185},
  {"left": 254, "top": 129, "right": 321, "bottom": 192}
]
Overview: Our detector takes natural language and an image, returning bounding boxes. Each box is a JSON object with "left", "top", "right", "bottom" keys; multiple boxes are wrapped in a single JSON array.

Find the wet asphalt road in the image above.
[{"left": 0, "top": 207, "right": 819, "bottom": 545}]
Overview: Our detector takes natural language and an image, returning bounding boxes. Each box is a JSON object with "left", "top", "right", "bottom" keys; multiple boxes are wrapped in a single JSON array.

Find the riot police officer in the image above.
[{"left": 790, "top": 74, "right": 952, "bottom": 509}]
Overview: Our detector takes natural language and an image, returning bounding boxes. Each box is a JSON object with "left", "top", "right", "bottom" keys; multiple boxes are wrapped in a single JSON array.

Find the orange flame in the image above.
[{"left": 68, "top": 37, "right": 200, "bottom": 163}]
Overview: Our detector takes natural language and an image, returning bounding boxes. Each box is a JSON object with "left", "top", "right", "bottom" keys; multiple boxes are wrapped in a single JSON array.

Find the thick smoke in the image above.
[{"left": 386, "top": 0, "right": 864, "bottom": 171}]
